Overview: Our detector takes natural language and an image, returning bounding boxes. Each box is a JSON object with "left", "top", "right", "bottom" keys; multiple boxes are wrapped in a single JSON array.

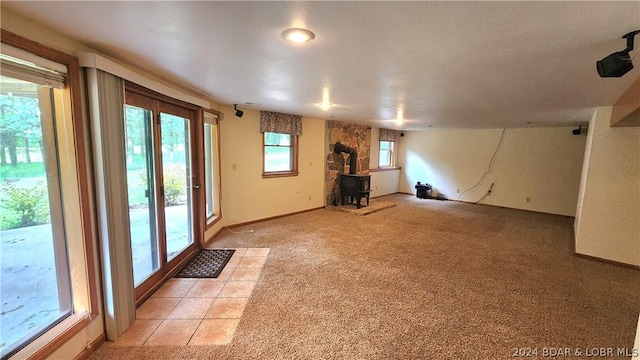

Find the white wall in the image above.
[
  {"left": 574, "top": 107, "right": 640, "bottom": 266},
  {"left": 397, "top": 127, "right": 586, "bottom": 216},
  {"left": 205, "top": 106, "right": 326, "bottom": 240},
  {"left": 370, "top": 170, "right": 400, "bottom": 197}
]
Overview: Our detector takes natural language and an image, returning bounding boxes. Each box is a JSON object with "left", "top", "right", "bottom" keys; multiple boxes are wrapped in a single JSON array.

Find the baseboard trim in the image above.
[
  {"left": 74, "top": 332, "right": 106, "bottom": 360},
  {"left": 206, "top": 206, "right": 325, "bottom": 243},
  {"left": 452, "top": 198, "right": 576, "bottom": 219},
  {"left": 371, "top": 191, "right": 401, "bottom": 199},
  {"left": 573, "top": 253, "right": 640, "bottom": 271},
  {"left": 228, "top": 206, "right": 325, "bottom": 229},
  {"left": 206, "top": 227, "right": 226, "bottom": 245}
]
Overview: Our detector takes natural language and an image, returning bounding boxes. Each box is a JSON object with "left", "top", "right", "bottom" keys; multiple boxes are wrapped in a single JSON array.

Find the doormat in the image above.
[{"left": 174, "top": 249, "right": 235, "bottom": 278}]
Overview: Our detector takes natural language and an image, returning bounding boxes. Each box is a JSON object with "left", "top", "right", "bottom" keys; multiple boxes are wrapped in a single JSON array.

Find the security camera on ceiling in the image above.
[
  {"left": 596, "top": 30, "right": 640, "bottom": 78},
  {"left": 233, "top": 104, "right": 243, "bottom": 118}
]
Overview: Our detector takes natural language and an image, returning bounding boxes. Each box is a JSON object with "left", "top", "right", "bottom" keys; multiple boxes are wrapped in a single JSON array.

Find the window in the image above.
[
  {"left": 203, "top": 111, "right": 220, "bottom": 224},
  {"left": 379, "top": 140, "right": 394, "bottom": 167},
  {"left": 0, "top": 32, "right": 97, "bottom": 360},
  {"left": 0, "top": 73, "right": 73, "bottom": 360},
  {"left": 263, "top": 132, "right": 298, "bottom": 177}
]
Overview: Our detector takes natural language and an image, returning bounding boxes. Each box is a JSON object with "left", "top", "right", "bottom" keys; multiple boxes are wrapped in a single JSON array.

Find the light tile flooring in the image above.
[{"left": 113, "top": 248, "right": 269, "bottom": 346}]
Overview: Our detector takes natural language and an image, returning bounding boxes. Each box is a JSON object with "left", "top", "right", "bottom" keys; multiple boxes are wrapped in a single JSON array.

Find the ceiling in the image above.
[{"left": 3, "top": 1, "right": 639, "bottom": 130}]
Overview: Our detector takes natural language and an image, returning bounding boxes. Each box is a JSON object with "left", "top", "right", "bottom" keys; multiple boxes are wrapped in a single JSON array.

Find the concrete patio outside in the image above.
[{"left": 0, "top": 205, "right": 189, "bottom": 353}]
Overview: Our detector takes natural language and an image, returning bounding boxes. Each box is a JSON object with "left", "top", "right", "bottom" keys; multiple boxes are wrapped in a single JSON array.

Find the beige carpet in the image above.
[{"left": 90, "top": 194, "right": 640, "bottom": 359}]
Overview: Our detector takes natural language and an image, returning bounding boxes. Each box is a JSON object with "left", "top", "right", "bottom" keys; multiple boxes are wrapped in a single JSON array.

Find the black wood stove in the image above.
[
  {"left": 334, "top": 141, "right": 371, "bottom": 209},
  {"left": 340, "top": 174, "right": 371, "bottom": 209}
]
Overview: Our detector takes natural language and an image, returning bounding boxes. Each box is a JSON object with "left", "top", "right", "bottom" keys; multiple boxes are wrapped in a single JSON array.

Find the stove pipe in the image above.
[{"left": 334, "top": 142, "right": 358, "bottom": 174}]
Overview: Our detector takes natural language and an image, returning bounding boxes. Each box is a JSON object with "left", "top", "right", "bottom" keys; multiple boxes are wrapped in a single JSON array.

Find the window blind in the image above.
[
  {"left": 203, "top": 111, "right": 218, "bottom": 125},
  {"left": 1, "top": 44, "right": 67, "bottom": 88}
]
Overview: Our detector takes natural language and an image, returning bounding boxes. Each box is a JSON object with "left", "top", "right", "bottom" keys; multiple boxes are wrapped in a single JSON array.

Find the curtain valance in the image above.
[
  {"left": 260, "top": 111, "right": 302, "bottom": 135},
  {"left": 379, "top": 128, "right": 399, "bottom": 142}
]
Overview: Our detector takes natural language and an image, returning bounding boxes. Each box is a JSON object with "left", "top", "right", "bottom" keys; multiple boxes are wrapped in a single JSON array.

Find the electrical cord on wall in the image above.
[{"left": 458, "top": 128, "right": 506, "bottom": 202}]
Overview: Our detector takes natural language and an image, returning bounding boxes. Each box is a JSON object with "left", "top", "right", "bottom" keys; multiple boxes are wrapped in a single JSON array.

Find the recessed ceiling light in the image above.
[{"left": 282, "top": 28, "right": 315, "bottom": 43}]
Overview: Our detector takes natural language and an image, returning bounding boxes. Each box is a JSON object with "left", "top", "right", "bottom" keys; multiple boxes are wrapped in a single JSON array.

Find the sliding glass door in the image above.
[
  {"left": 124, "top": 91, "right": 199, "bottom": 300},
  {"left": 159, "top": 112, "right": 194, "bottom": 262},
  {"left": 124, "top": 105, "right": 160, "bottom": 287}
]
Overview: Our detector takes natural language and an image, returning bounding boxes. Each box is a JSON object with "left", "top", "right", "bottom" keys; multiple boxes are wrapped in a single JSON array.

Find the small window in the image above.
[
  {"left": 263, "top": 132, "right": 298, "bottom": 178},
  {"left": 203, "top": 111, "right": 220, "bottom": 224},
  {"left": 379, "top": 140, "right": 394, "bottom": 167}
]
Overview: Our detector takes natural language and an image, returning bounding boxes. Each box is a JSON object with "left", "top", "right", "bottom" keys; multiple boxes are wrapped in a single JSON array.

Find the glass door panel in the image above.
[
  {"left": 124, "top": 105, "right": 160, "bottom": 286},
  {"left": 159, "top": 113, "right": 193, "bottom": 261}
]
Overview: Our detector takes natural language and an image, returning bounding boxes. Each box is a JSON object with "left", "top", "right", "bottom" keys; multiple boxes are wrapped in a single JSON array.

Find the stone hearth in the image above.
[{"left": 325, "top": 120, "right": 371, "bottom": 206}]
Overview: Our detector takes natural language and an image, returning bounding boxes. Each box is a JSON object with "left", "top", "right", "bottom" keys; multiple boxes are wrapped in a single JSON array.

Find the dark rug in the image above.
[{"left": 174, "top": 249, "right": 235, "bottom": 278}]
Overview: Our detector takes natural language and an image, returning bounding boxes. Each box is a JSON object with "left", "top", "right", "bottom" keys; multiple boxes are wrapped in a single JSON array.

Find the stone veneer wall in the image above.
[{"left": 325, "top": 120, "right": 371, "bottom": 206}]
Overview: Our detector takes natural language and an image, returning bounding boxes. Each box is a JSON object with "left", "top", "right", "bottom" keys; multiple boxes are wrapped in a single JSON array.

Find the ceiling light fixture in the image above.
[
  {"left": 281, "top": 28, "right": 315, "bottom": 43},
  {"left": 319, "top": 102, "right": 333, "bottom": 111}
]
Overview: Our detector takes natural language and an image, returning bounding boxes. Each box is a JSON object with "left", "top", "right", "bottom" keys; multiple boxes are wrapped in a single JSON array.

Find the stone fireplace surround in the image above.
[{"left": 325, "top": 120, "right": 371, "bottom": 206}]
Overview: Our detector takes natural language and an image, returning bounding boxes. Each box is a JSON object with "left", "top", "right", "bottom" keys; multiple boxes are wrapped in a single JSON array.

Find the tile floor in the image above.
[{"left": 113, "top": 248, "right": 269, "bottom": 346}]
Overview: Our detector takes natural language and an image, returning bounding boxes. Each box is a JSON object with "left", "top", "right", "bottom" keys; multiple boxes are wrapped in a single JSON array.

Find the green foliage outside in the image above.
[
  {"left": 138, "top": 166, "right": 186, "bottom": 206},
  {"left": 0, "top": 92, "right": 52, "bottom": 230},
  {"left": 0, "top": 162, "right": 46, "bottom": 181},
  {"left": 264, "top": 132, "right": 290, "bottom": 146},
  {"left": 163, "top": 169, "right": 186, "bottom": 206},
  {"left": 0, "top": 94, "right": 43, "bottom": 167},
  {"left": 124, "top": 105, "right": 189, "bottom": 208},
  {"left": 0, "top": 181, "right": 50, "bottom": 230}
]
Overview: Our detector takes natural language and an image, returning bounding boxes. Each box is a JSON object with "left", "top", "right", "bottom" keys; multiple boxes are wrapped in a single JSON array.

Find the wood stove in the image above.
[{"left": 340, "top": 174, "right": 371, "bottom": 209}]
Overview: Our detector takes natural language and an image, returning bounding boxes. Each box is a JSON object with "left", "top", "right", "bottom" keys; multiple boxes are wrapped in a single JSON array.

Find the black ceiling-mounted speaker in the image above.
[{"left": 597, "top": 30, "right": 640, "bottom": 78}]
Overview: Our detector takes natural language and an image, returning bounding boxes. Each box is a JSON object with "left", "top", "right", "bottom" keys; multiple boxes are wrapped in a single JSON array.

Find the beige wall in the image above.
[
  {"left": 370, "top": 127, "right": 381, "bottom": 167},
  {"left": 574, "top": 107, "right": 640, "bottom": 266},
  {"left": 205, "top": 107, "right": 326, "bottom": 240},
  {"left": 397, "top": 127, "right": 586, "bottom": 216}
]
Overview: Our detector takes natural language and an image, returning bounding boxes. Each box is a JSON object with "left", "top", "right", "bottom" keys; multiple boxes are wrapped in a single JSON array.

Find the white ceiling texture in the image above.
[{"left": 3, "top": 1, "right": 639, "bottom": 130}]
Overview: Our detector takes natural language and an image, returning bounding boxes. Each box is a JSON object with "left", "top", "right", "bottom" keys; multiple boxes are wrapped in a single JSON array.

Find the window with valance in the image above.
[
  {"left": 379, "top": 128, "right": 399, "bottom": 167},
  {"left": 260, "top": 111, "right": 301, "bottom": 178}
]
